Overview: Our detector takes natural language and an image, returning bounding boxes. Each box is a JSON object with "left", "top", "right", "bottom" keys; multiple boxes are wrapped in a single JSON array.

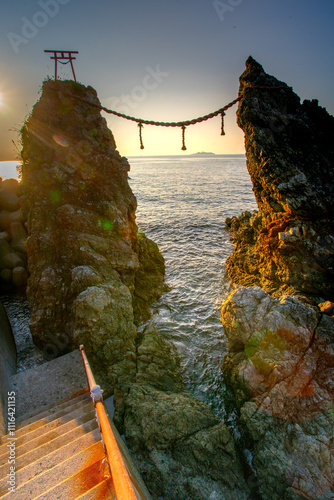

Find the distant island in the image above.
[{"left": 191, "top": 152, "right": 216, "bottom": 156}]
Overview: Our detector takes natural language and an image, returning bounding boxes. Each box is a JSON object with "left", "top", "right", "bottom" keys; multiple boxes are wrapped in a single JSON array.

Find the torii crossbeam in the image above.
[{"left": 44, "top": 50, "right": 79, "bottom": 82}]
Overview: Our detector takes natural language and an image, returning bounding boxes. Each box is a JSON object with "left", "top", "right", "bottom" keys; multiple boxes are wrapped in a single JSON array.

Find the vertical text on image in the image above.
[{"left": 7, "top": 391, "right": 16, "bottom": 494}]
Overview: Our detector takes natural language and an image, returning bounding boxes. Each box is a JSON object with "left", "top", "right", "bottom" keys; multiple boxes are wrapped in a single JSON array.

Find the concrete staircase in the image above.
[
  {"left": 0, "top": 388, "right": 116, "bottom": 499},
  {"left": 0, "top": 291, "right": 153, "bottom": 500}
]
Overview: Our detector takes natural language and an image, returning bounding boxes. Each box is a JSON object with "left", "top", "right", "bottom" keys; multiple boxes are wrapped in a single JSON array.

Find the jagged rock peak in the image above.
[
  {"left": 225, "top": 58, "right": 334, "bottom": 300},
  {"left": 238, "top": 56, "right": 334, "bottom": 220}
]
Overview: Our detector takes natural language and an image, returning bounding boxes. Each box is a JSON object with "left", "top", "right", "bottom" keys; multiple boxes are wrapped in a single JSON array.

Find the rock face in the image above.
[
  {"left": 221, "top": 287, "right": 334, "bottom": 499},
  {"left": 225, "top": 56, "right": 334, "bottom": 301},
  {"left": 20, "top": 79, "right": 165, "bottom": 389},
  {"left": 21, "top": 79, "right": 250, "bottom": 499},
  {"left": 221, "top": 58, "right": 334, "bottom": 499}
]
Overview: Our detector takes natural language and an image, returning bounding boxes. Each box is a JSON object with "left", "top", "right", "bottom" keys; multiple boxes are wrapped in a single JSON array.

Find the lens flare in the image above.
[{"left": 53, "top": 134, "right": 69, "bottom": 147}]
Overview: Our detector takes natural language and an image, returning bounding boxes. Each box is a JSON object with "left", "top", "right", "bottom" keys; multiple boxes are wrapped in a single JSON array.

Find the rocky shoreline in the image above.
[{"left": 220, "top": 57, "right": 334, "bottom": 499}]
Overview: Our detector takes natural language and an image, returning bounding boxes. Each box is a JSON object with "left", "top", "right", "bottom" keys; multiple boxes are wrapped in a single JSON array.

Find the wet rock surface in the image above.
[
  {"left": 221, "top": 57, "right": 334, "bottom": 499},
  {"left": 120, "top": 325, "right": 250, "bottom": 500}
]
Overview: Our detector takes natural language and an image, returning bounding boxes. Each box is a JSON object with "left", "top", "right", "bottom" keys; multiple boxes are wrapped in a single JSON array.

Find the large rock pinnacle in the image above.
[
  {"left": 226, "top": 56, "right": 334, "bottom": 300},
  {"left": 20, "top": 79, "right": 165, "bottom": 389},
  {"left": 221, "top": 58, "right": 334, "bottom": 500}
]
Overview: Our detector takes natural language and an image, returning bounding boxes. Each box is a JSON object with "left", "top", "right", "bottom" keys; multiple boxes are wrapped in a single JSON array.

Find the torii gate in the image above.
[{"left": 44, "top": 50, "right": 78, "bottom": 82}]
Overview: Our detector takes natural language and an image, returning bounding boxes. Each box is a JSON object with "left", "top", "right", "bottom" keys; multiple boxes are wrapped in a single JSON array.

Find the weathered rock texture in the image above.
[
  {"left": 221, "top": 58, "right": 334, "bottom": 499},
  {"left": 226, "top": 56, "right": 334, "bottom": 301},
  {"left": 20, "top": 79, "right": 250, "bottom": 499},
  {"left": 120, "top": 325, "right": 250, "bottom": 500},
  {"left": 20, "top": 79, "right": 165, "bottom": 389},
  {"left": 221, "top": 287, "right": 334, "bottom": 499},
  {"left": 0, "top": 178, "right": 28, "bottom": 289}
]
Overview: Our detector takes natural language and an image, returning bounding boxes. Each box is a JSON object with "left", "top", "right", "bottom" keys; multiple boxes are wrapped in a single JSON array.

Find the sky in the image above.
[{"left": 0, "top": 0, "right": 334, "bottom": 163}]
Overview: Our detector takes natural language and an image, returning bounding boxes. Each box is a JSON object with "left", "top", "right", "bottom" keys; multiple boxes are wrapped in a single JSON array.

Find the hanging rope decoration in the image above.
[
  {"left": 181, "top": 125, "right": 187, "bottom": 151},
  {"left": 56, "top": 85, "right": 290, "bottom": 150},
  {"left": 138, "top": 122, "right": 144, "bottom": 150},
  {"left": 220, "top": 111, "right": 226, "bottom": 136}
]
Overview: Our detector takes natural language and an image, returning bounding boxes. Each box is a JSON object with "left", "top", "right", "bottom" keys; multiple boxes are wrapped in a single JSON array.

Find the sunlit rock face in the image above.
[
  {"left": 221, "top": 286, "right": 334, "bottom": 500},
  {"left": 226, "top": 56, "right": 334, "bottom": 301},
  {"left": 20, "top": 79, "right": 165, "bottom": 389}
]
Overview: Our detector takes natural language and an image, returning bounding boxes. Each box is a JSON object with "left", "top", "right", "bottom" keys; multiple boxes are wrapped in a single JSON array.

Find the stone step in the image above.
[
  {"left": 0, "top": 428, "right": 101, "bottom": 497},
  {"left": 15, "top": 392, "right": 91, "bottom": 438},
  {"left": 12, "top": 350, "right": 88, "bottom": 419},
  {"left": 76, "top": 477, "right": 117, "bottom": 499},
  {"left": 33, "top": 456, "right": 108, "bottom": 500},
  {"left": 16, "top": 388, "right": 89, "bottom": 428},
  {"left": 0, "top": 398, "right": 93, "bottom": 456},
  {"left": 0, "top": 418, "right": 98, "bottom": 477},
  {"left": 0, "top": 441, "right": 107, "bottom": 499},
  {"left": 0, "top": 405, "right": 95, "bottom": 466}
]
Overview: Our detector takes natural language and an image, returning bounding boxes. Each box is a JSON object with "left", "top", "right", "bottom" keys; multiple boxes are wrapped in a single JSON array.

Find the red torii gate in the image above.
[{"left": 44, "top": 50, "right": 78, "bottom": 82}]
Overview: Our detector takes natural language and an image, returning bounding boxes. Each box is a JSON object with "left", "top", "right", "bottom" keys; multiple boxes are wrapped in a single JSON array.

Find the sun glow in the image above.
[{"left": 0, "top": 93, "right": 3, "bottom": 108}]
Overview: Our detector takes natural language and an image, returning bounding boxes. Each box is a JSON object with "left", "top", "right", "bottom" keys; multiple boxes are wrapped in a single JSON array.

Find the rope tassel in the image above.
[
  {"left": 138, "top": 122, "right": 144, "bottom": 149},
  {"left": 221, "top": 111, "right": 226, "bottom": 136},
  {"left": 181, "top": 125, "right": 187, "bottom": 151}
]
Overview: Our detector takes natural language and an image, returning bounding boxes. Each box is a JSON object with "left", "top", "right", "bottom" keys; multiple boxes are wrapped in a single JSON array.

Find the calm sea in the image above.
[
  {"left": 1, "top": 155, "right": 257, "bottom": 419},
  {"left": 128, "top": 154, "right": 257, "bottom": 418}
]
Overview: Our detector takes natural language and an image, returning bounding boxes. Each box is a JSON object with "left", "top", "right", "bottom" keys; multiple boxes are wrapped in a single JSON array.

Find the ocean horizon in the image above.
[{"left": 0, "top": 154, "right": 246, "bottom": 181}]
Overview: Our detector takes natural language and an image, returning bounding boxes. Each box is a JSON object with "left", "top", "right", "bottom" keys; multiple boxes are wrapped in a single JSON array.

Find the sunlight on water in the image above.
[{"left": 129, "top": 154, "right": 257, "bottom": 418}]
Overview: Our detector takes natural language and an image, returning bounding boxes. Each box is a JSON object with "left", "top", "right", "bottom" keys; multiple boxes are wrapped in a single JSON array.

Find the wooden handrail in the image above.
[{"left": 79, "top": 345, "right": 137, "bottom": 500}]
